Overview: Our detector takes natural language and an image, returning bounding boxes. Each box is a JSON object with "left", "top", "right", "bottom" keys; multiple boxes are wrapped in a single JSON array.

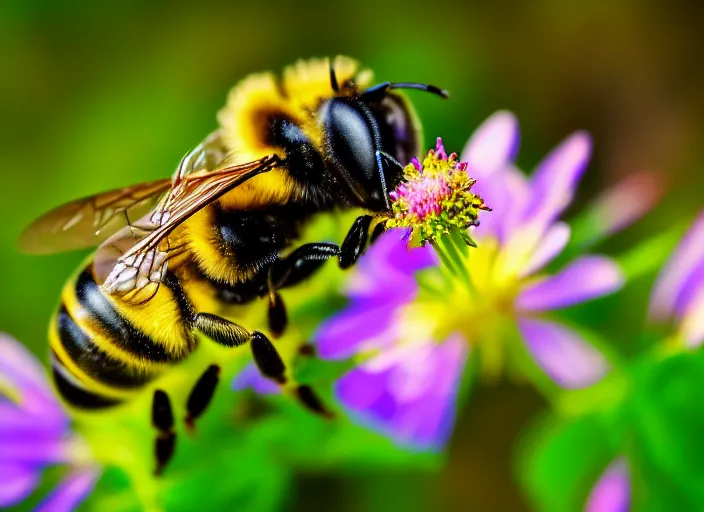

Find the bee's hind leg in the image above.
[
  {"left": 250, "top": 330, "right": 334, "bottom": 419},
  {"left": 185, "top": 364, "right": 221, "bottom": 433},
  {"left": 194, "top": 307, "right": 333, "bottom": 419},
  {"left": 152, "top": 389, "right": 176, "bottom": 476}
]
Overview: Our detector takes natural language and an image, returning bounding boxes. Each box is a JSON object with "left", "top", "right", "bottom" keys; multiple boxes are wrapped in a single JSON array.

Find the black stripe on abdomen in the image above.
[
  {"left": 51, "top": 351, "right": 122, "bottom": 409},
  {"left": 56, "top": 304, "right": 153, "bottom": 389},
  {"left": 74, "top": 268, "right": 175, "bottom": 363}
]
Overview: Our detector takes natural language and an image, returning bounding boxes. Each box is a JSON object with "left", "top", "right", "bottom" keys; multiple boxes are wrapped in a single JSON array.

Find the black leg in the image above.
[
  {"left": 152, "top": 390, "right": 176, "bottom": 476},
  {"left": 270, "top": 243, "right": 339, "bottom": 290},
  {"left": 370, "top": 219, "right": 387, "bottom": 243},
  {"left": 194, "top": 313, "right": 250, "bottom": 347},
  {"left": 250, "top": 331, "right": 287, "bottom": 384},
  {"left": 338, "top": 215, "right": 373, "bottom": 269},
  {"left": 267, "top": 290, "right": 287, "bottom": 338},
  {"left": 295, "top": 385, "right": 334, "bottom": 418},
  {"left": 185, "top": 365, "right": 220, "bottom": 433}
]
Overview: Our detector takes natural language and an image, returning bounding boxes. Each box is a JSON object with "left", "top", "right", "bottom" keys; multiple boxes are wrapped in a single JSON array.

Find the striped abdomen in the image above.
[{"left": 50, "top": 265, "right": 197, "bottom": 409}]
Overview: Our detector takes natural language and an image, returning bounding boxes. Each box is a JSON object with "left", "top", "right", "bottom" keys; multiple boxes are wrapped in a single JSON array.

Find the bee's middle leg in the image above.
[{"left": 266, "top": 215, "right": 384, "bottom": 337}]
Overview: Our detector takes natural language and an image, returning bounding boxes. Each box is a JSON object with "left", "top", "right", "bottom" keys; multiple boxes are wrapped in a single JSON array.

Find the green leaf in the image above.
[
  {"left": 516, "top": 414, "right": 617, "bottom": 512},
  {"left": 628, "top": 351, "right": 704, "bottom": 509}
]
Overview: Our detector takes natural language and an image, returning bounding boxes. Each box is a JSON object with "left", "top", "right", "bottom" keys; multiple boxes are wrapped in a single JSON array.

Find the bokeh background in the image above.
[{"left": 2, "top": 0, "right": 703, "bottom": 510}]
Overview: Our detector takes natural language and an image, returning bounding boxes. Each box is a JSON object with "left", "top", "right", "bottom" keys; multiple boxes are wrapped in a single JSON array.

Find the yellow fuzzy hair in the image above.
[{"left": 214, "top": 57, "right": 374, "bottom": 209}]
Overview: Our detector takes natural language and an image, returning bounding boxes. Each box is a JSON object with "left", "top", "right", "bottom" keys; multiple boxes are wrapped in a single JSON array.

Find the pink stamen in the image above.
[{"left": 435, "top": 138, "right": 447, "bottom": 160}]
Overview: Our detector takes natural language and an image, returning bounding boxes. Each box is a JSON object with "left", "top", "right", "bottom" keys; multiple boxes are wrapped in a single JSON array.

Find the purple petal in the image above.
[
  {"left": 519, "top": 222, "right": 571, "bottom": 277},
  {"left": 231, "top": 363, "right": 280, "bottom": 394},
  {"left": 461, "top": 110, "right": 520, "bottom": 177},
  {"left": 0, "top": 333, "right": 64, "bottom": 419},
  {"left": 315, "top": 303, "right": 401, "bottom": 360},
  {"left": 0, "top": 403, "right": 67, "bottom": 437},
  {"left": 585, "top": 457, "right": 630, "bottom": 512},
  {"left": 522, "top": 132, "right": 591, "bottom": 239},
  {"left": 34, "top": 467, "right": 100, "bottom": 512},
  {"left": 0, "top": 464, "right": 39, "bottom": 507},
  {"left": 336, "top": 334, "right": 468, "bottom": 449},
  {"left": 346, "top": 229, "right": 435, "bottom": 301},
  {"left": 587, "top": 172, "right": 662, "bottom": 238},
  {"left": 0, "top": 437, "right": 71, "bottom": 465},
  {"left": 517, "top": 256, "right": 624, "bottom": 312},
  {"left": 472, "top": 167, "right": 532, "bottom": 243},
  {"left": 649, "top": 212, "right": 704, "bottom": 322},
  {"left": 519, "top": 318, "right": 609, "bottom": 389}
]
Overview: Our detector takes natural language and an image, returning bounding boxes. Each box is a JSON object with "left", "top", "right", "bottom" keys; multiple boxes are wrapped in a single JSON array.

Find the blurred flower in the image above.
[
  {"left": 649, "top": 211, "right": 704, "bottom": 348},
  {"left": 585, "top": 457, "right": 630, "bottom": 512},
  {"left": 577, "top": 172, "right": 663, "bottom": 247},
  {"left": 314, "top": 111, "right": 648, "bottom": 449},
  {"left": 0, "top": 333, "right": 99, "bottom": 510},
  {"left": 232, "top": 362, "right": 280, "bottom": 395}
]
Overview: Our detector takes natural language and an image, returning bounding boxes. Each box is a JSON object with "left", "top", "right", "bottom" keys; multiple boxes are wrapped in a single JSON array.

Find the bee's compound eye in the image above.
[{"left": 323, "top": 99, "right": 377, "bottom": 188}]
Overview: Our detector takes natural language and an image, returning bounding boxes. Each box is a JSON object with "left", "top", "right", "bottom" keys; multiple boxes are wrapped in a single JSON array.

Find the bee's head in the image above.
[{"left": 319, "top": 69, "right": 448, "bottom": 212}]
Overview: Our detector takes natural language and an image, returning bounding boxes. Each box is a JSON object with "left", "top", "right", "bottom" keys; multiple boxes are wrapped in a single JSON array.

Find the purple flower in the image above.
[
  {"left": 232, "top": 363, "right": 280, "bottom": 395},
  {"left": 0, "top": 333, "right": 99, "bottom": 510},
  {"left": 649, "top": 211, "right": 704, "bottom": 348},
  {"left": 585, "top": 457, "right": 630, "bottom": 512},
  {"left": 313, "top": 111, "right": 654, "bottom": 449}
]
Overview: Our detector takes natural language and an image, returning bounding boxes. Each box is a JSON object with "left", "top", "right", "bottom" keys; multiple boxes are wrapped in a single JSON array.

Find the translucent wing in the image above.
[
  {"left": 19, "top": 130, "right": 229, "bottom": 255},
  {"left": 19, "top": 180, "right": 172, "bottom": 255},
  {"left": 99, "top": 154, "right": 281, "bottom": 299}
]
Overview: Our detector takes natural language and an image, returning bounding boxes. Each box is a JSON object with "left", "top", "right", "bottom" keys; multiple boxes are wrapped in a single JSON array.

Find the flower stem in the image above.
[{"left": 431, "top": 227, "right": 474, "bottom": 290}]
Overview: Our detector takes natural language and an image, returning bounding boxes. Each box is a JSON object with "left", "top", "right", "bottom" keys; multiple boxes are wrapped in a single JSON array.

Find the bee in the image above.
[{"left": 20, "top": 56, "right": 447, "bottom": 474}]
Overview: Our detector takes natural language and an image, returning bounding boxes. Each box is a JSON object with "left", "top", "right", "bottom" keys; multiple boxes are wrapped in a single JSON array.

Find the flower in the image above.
[
  {"left": 314, "top": 111, "right": 651, "bottom": 449},
  {"left": 585, "top": 457, "right": 630, "bottom": 512},
  {"left": 232, "top": 363, "right": 280, "bottom": 395},
  {"left": 0, "top": 333, "right": 99, "bottom": 510},
  {"left": 648, "top": 211, "right": 704, "bottom": 348},
  {"left": 386, "top": 139, "right": 490, "bottom": 246}
]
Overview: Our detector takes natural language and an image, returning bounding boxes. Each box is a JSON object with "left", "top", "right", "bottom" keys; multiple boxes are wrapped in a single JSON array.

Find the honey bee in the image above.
[{"left": 20, "top": 56, "right": 447, "bottom": 474}]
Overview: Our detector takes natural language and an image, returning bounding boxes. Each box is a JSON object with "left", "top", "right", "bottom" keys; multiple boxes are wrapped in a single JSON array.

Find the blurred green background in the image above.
[{"left": 2, "top": 0, "right": 703, "bottom": 510}]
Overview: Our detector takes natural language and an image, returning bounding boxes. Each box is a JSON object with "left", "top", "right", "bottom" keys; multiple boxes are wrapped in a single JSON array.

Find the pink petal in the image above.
[
  {"left": 34, "top": 467, "right": 100, "bottom": 512},
  {"left": 0, "top": 464, "right": 39, "bottom": 507},
  {"left": 517, "top": 256, "right": 623, "bottom": 312},
  {"left": 585, "top": 457, "right": 630, "bottom": 512},
  {"left": 587, "top": 172, "right": 662, "bottom": 238},
  {"left": 680, "top": 284, "right": 704, "bottom": 349},
  {"left": 519, "top": 318, "right": 609, "bottom": 389},
  {"left": 461, "top": 110, "right": 519, "bottom": 177},
  {"left": 519, "top": 222, "right": 571, "bottom": 277},
  {"left": 649, "top": 212, "right": 704, "bottom": 322}
]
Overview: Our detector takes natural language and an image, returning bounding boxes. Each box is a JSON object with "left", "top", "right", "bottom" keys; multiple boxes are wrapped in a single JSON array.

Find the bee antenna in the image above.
[
  {"left": 329, "top": 58, "right": 340, "bottom": 93},
  {"left": 390, "top": 82, "right": 449, "bottom": 98},
  {"left": 361, "top": 81, "right": 449, "bottom": 101}
]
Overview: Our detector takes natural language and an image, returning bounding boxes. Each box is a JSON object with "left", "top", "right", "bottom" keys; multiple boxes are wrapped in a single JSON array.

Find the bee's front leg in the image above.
[
  {"left": 266, "top": 215, "right": 386, "bottom": 336},
  {"left": 338, "top": 214, "right": 388, "bottom": 268}
]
